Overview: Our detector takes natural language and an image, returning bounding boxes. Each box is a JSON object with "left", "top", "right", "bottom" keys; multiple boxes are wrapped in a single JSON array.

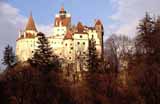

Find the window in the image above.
[
  {"left": 65, "top": 43, "right": 67, "bottom": 46},
  {"left": 69, "top": 57, "right": 71, "bottom": 60},
  {"left": 80, "top": 35, "right": 82, "bottom": 38},
  {"left": 71, "top": 47, "right": 73, "bottom": 50},
  {"left": 83, "top": 42, "right": 85, "bottom": 45},
  {"left": 92, "top": 35, "right": 94, "bottom": 38},
  {"left": 77, "top": 42, "right": 80, "bottom": 45}
]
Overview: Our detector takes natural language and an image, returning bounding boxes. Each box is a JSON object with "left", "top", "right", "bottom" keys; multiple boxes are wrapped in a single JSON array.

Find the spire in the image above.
[
  {"left": 59, "top": 5, "right": 66, "bottom": 13},
  {"left": 95, "top": 19, "right": 102, "bottom": 26},
  {"left": 61, "top": 5, "right": 65, "bottom": 12},
  {"left": 77, "top": 22, "right": 84, "bottom": 32},
  {"left": 25, "top": 12, "right": 37, "bottom": 32}
]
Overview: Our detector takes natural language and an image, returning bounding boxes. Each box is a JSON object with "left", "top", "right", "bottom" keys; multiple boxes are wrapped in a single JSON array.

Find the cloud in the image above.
[
  {"left": 109, "top": 0, "right": 160, "bottom": 37},
  {"left": 0, "top": 1, "right": 52, "bottom": 67},
  {"left": 0, "top": 1, "right": 27, "bottom": 66},
  {"left": 38, "top": 24, "right": 53, "bottom": 36}
]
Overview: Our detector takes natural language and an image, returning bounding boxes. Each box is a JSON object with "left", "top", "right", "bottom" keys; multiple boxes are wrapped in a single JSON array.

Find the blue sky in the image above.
[
  {"left": 0, "top": 0, "right": 160, "bottom": 68},
  {"left": 8, "top": 0, "right": 114, "bottom": 26}
]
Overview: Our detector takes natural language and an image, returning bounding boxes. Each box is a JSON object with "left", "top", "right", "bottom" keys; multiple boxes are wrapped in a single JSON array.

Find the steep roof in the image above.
[
  {"left": 25, "top": 13, "right": 37, "bottom": 32},
  {"left": 64, "top": 31, "right": 73, "bottom": 40},
  {"left": 77, "top": 22, "right": 84, "bottom": 32},
  {"left": 95, "top": 19, "right": 102, "bottom": 25},
  {"left": 59, "top": 6, "right": 67, "bottom": 14},
  {"left": 54, "top": 17, "right": 71, "bottom": 27}
]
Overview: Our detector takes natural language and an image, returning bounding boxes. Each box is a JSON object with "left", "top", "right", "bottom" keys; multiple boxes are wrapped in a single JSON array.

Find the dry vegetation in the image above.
[{"left": 0, "top": 13, "right": 160, "bottom": 104}]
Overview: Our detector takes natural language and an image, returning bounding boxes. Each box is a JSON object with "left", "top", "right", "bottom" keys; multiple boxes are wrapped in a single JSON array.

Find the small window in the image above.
[
  {"left": 71, "top": 47, "right": 73, "bottom": 50},
  {"left": 65, "top": 43, "right": 67, "bottom": 46},
  {"left": 69, "top": 57, "right": 71, "bottom": 60},
  {"left": 83, "top": 42, "right": 85, "bottom": 45},
  {"left": 80, "top": 35, "right": 82, "bottom": 38},
  {"left": 83, "top": 52, "right": 86, "bottom": 54},
  {"left": 77, "top": 42, "right": 80, "bottom": 45}
]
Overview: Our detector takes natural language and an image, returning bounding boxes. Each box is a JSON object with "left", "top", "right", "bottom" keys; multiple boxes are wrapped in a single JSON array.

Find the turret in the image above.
[{"left": 95, "top": 19, "right": 104, "bottom": 59}]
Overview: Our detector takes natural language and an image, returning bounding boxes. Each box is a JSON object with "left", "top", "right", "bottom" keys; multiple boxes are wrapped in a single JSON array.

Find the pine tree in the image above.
[
  {"left": 2, "top": 45, "right": 16, "bottom": 68},
  {"left": 29, "top": 32, "right": 60, "bottom": 72},
  {"left": 87, "top": 37, "right": 99, "bottom": 72},
  {"left": 136, "top": 13, "right": 154, "bottom": 54},
  {"left": 133, "top": 13, "right": 160, "bottom": 104}
]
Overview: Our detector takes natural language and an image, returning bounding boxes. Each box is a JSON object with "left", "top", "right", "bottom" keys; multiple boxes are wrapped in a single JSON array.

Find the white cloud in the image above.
[
  {"left": 109, "top": 0, "right": 160, "bottom": 37},
  {"left": 38, "top": 24, "right": 53, "bottom": 36},
  {"left": 0, "top": 1, "right": 52, "bottom": 67},
  {"left": 0, "top": 1, "right": 27, "bottom": 66}
]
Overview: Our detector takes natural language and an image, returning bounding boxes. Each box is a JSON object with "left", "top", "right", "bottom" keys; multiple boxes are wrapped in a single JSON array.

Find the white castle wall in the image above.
[{"left": 16, "top": 8, "right": 103, "bottom": 72}]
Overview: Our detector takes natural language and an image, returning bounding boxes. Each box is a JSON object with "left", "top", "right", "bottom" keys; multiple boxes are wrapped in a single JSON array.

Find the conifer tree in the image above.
[
  {"left": 2, "top": 45, "right": 16, "bottom": 68},
  {"left": 136, "top": 13, "right": 154, "bottom": 54},
  {"left": 133, "top": 13, "right": 160, "bottom": 104},
  {"left": 29, "top": 32, "right": 60, "bottom": 71},
  {"left": 87, "top": 37, "right": 99, "bottom": 72}
]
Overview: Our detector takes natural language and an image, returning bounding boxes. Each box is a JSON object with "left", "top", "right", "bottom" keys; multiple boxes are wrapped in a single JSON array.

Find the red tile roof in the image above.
[
  {"left": 59, "top": 6, "right": 67, "bottom": 14},
  {"left": 25, "top": 13, "right": 37, "bottom": 32},
  {"left": 64, "top": 31, "right": 73, "bottom": 40},
  {"left": 54, "top": 17, "right": 71, "bottom": 27},
  {"left": 95, "top": 19, "right": 102, "bottom": 25},
  {"left": 77, "top": 22, "right": 84, "bottom": 32}
]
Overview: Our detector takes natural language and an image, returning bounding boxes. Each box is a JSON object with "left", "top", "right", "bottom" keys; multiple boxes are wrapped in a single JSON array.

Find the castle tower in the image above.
[
  {"left": 53, "top": 6, "right": 71, "bottom": 36},
  {"left": 16, "top": 13, "right": 38, "bottom": 61},
  {"left": 95, "top": 19, "right": 104, "bottom": 59}
]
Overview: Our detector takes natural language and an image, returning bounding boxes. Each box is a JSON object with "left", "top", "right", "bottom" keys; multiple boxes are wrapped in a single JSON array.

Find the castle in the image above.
[{"left": 16, "top": 6, "right": 104, "bottom": 71}]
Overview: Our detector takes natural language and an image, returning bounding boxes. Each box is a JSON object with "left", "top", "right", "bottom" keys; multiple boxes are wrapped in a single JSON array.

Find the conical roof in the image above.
[
  {"left": 25, "top": 13, "right": 37, "bottom": 32},
  {"left": 77, "top": 22, "right": 84, "bottom": 32},
  {"left": 95, "top": 19, "right": 102, "bottom": 25},
  {"left": 59, "top": 6, "right": 66, "bottom": 13}
]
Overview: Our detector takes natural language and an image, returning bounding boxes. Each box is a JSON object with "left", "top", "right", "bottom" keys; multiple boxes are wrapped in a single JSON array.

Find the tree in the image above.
[
  {"left": 128, "top": 13, "right": 160, "bottom": 104},
  {"left": 87, "top": 37, "right": 99, "bottom": 72},
  {"left": 2, "top": 45, "right": 16, "bottom": 68},
  {"left": 136, "top": 13, "right": 154, "bottom": 54},
  {"left": 29, "top": 32, "right": 60, "bottom": 72}
]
